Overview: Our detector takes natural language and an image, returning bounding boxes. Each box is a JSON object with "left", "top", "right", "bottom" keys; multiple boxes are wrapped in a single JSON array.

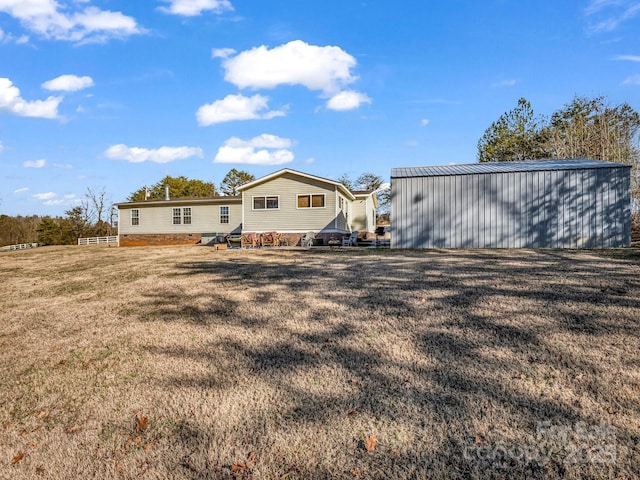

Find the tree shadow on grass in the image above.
[{"left": 138, "top": 250, "right": 640, "bottom": 479}]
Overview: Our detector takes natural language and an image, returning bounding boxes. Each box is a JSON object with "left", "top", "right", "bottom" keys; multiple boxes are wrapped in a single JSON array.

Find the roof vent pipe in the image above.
[{"left": 165, "top": 185, "right": 170, "bottom": 201}]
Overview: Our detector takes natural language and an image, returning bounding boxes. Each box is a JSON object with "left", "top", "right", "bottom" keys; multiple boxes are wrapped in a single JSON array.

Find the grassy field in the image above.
[{"left": 1, "top": 245, "right": 639, "bottom": 479}]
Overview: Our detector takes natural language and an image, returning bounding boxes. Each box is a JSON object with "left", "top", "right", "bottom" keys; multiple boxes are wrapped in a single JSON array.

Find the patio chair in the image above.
[
  {"left": 241, "top": 232, "right": 259, "bottom": 248},
  {"left": 301, "top": 231, "right": 316, "bottom": 247},
  {"left": 260, "top": 232, "right": 277, "bottom": 247},
  {"left": 342, "top": 231, "right": 359, "bottom": 246}
]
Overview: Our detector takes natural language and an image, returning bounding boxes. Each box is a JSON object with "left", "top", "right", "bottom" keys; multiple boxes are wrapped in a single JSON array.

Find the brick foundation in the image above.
[{"left": 119, "top": 233, "right": 202, "bottom": 247}]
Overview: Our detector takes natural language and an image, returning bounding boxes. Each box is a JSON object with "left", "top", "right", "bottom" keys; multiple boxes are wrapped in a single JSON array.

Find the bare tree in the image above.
[{"left": 86, "top": 187, "right": 111, "bottom": 235}]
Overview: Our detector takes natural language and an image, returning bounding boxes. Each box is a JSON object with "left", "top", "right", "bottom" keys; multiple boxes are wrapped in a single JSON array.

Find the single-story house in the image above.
[
  {"left": 391, "top": 158, "right": 631, "bottom": 249},
  {"left": 116, "top": 196, "right": 242, "bottom": 246},
  {"left": 116, "top": 168, "right": 378, "bottom": 247}
]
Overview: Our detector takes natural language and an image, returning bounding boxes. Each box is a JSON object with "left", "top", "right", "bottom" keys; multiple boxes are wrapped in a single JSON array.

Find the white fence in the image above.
[
  {"left": 0, "top": 243, "right": 39, "bottom": 252},
  {"left": 77, "top": 236, "right": 119, "bottom": 246}
]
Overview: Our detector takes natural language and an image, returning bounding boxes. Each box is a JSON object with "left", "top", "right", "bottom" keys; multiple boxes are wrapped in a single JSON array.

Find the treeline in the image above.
[
  {"left": 477, "top": 95, "right": 640, "bottom": 208},
  {"left": 0, "top": 187, "right": 114, "bottom": 247},
  {"left": 0, "top": 208, "right": 115, "bottom": 247}
]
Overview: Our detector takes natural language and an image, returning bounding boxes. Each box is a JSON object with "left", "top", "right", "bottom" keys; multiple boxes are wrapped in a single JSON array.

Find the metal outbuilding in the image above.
[{"left": 391, "top": 159, "right": 631, "bottom": 249}]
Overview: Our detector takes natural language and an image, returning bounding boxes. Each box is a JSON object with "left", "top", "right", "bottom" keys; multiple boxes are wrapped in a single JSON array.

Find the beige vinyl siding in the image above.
[
  {"left": 352, "top": 194, "right": 375, "bottom": 233},
  {"left": 243, "top": 173, "right": 342, "bottom": 232},
  {"left": 118, "top": 202, "right": 241, "bottom": 235},
  {"left": 336, "top": 194, "right": 350, "bottom": 231}
]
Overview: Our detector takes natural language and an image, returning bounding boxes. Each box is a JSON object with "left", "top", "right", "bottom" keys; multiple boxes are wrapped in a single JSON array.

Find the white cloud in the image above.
[
  {"left": 376, "top": 182, "right": 390, "bottom": 193},
  {"left": 159, "top": 0, "right": 233, "bottom": 16},
  {"left": 623, "top": 74, "right": 640, "bottom": 85},
  {"left": 42, "top": 74, "right": 94, "bottom": 91},
  {"left": 221, "top": 40, "right": 359, "bottom": 94},
  {"left": 225, "top": 133, "right": 293, "bottom": 149},
  {"left": 33, "top": 191, "right": 56, "bottom": 200},
  {"left": 23, "top": 158, "right": 46, "bottom": 168},
  {"left": 13, "top": 187, "right": 29, "bottom": 193},
  {"left": 492, "top": 79, "right": 518, "bottom": 87},
  {"left": 0, "top": 26, "right": 29, "bottom": 44},
  {"left": 196, "top": 93, "right": 285, "bottom": 125},
  {"left": 613, "top": 54, "right": 640, "bottom": 61},
  {"left": 326, "top": 90, "right": 371, "bottom": 111},
  {"left": 212, "top": 47, "right": 236, "bottom": 58},
  {"left": 214, "top": 134, "right": 294, "bottom": 165},
  {"left": 0, "top": 0, "right": 145, "bottom": 43},
  {"left": 103, "top": 144, "right": 204, "bottom": 163},
  {"left": 0, "top": 78, "right": 62, "bottom": 119},
  {"left": 42, "top": 193, "right": 80, "bottom": 206},
  {"left": 585, "top": 0, "right": 640, "bottom": 33},
  {"left": 53, "top": 162, "right": 73, "bottom": 169},
  {"left": 420, "top": 118, "right": 430, "bottom": 127}
]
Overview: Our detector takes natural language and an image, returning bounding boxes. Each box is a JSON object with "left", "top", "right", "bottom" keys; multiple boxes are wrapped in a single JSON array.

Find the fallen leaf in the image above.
[
  {"left": 475, "top": 434, "right": 486, "bottom": 445},
  {"left": 347, "top": 410, "right": 358, "bottom": 417},
  {"left": 58, "top": 360, "right": 67, "bottom": 366},
  {"left": 36, "top": 410, "right": 49, "bottom": 419},
  {"left": 365, "top": 435, "right": 377, "bottom": 452},
  {"left": 231, "top": 451, "right": 257, "bottom": 474},
  {"left": 144, "top": 443, "right": 153, "bottom": 452},
  {"left": 136, "top": 416, "right": 149, "bottom": 432},
  {"left": 64, "top": 425, "right": 82, "bottom": 434},
  {"left": 12, "top": 452, "right": 26, "bottom": 465},
  {"left": 350, "top": 467, "right": 362, "bottom": 478}
]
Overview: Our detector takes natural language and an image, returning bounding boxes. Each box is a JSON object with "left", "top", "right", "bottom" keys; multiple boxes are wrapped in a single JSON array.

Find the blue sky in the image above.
[{"left": 1, "top": 0, "right": 639, "bottom": 216}]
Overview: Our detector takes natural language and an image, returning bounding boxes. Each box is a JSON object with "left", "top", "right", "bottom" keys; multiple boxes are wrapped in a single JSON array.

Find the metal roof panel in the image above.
[{"left": 391, "top": 159, "right": 629, "bottom": 178}]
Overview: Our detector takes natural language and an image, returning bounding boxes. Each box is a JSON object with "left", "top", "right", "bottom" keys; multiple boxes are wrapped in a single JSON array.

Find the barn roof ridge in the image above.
[{"left": 391, "top": 158, "right": 629, "bottom": 178}]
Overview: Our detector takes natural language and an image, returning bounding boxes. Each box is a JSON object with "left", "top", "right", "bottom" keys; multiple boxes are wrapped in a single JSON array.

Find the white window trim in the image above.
[
  {"left": 172, "top": 207, "right": 182, "bottom": 225},
  {"left": 131, "top": 209, "right": 139, "bottom": 226},
  {"left": 296, "top": 193, "right": 326, "bottom": 209},
  {"left": 252, "top": 195, "right": 280, "bottom": 210},
  {"left": 219, "top": 205, "right": 230, "bottom": 224},
  {"left": 183, "top": 207, "right": 192, "bottom": 225}
]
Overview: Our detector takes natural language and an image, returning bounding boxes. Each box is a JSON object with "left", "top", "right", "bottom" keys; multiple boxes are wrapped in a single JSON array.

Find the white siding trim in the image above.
[{"left": 241, "top": 191, "right": 245, "bottom": 230}]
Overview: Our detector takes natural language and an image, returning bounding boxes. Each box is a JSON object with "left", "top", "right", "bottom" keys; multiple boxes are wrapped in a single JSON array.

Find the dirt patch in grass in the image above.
[{"left": 1, "top": 245, "right": 639, "bottom": 479}]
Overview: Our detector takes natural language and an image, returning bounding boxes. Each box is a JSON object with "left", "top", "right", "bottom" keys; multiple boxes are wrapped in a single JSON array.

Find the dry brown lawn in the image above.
[{"left": 1, "top": 245, "right": 639, "bottom": 479}]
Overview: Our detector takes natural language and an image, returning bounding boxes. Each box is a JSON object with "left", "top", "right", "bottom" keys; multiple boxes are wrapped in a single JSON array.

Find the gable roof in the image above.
[
  {"left": 391, "top": 158, "right": 629, "bottom": 178},
  {"left": 352, "top": 190, "right": 379, "bottom": 208},
  {"left": 237, "top": 168, "right": 356, "bottom": 200}
]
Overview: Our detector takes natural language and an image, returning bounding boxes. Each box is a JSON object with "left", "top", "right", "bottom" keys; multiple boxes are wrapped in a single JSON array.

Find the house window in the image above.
[
  {"left": 220, "top": 206, "right": 229, "bottom": 224},
  {"left": 253, "top": 196, "right": 279, "bottom": 210},
  {"left": 298, "top": 194, "right": 325, "bottom": 209},
  {"left": 131, "top": 209, "right": 139, "bottom": 226},
  {"left": 173, "top": 208, "right": 181, "bottom": 225},
  {"left": 183, "top": 208, "right": 192, "bottom": 225}
]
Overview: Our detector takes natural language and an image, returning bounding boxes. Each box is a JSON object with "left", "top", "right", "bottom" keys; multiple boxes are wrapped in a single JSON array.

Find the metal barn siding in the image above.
[{"left": 391, "top": 159, "right": 631, "bottom": 249}]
